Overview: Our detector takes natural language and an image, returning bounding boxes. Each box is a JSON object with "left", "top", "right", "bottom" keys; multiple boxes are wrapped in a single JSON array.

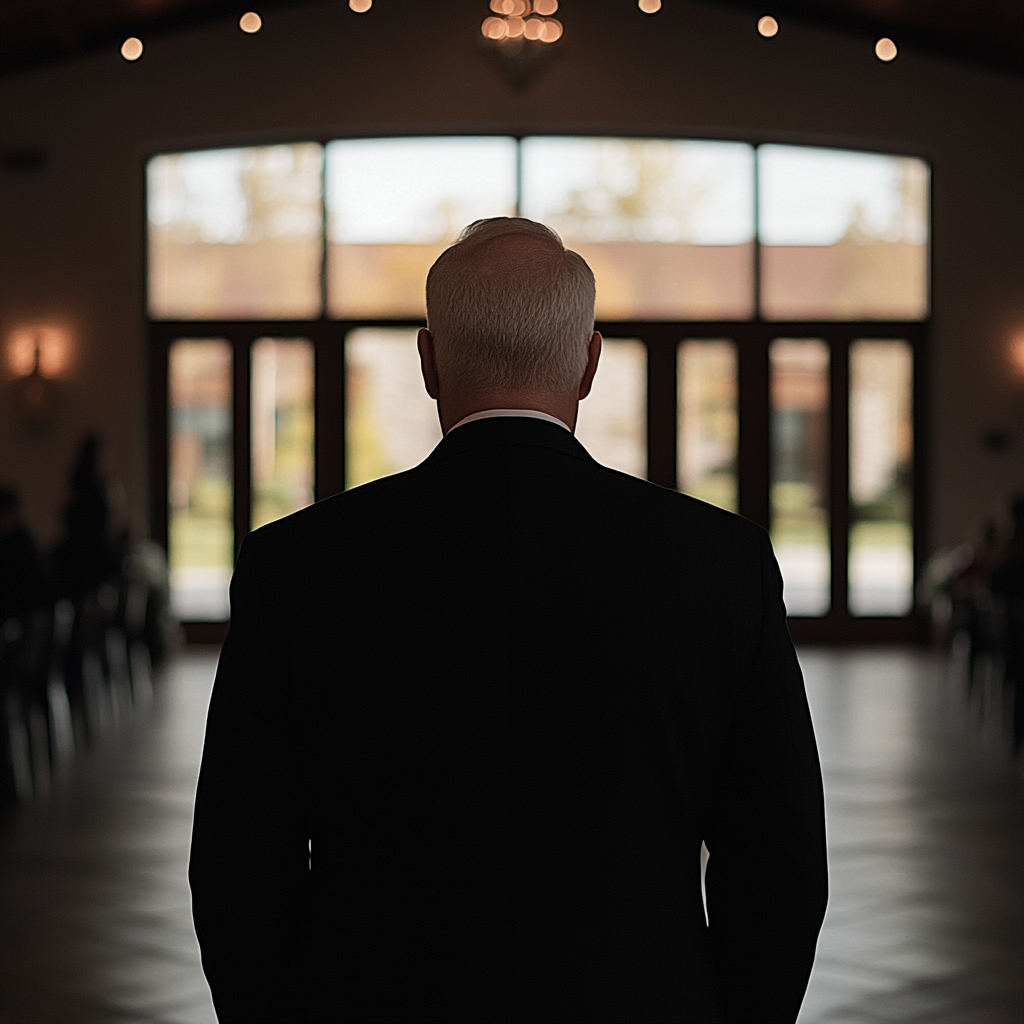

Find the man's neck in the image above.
[{"left": 436, "top": 391, "right": 579, "bottom": 434}]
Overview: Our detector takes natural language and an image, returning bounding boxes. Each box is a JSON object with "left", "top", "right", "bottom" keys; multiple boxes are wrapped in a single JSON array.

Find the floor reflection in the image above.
[
  {"left": 0, "top": 652, "right": 217, "bottom": 1024},
  {"left": 0, "top": 649, "right": 1020, "bottom": 1023},
  {"left": 799, "top": 648, "right": 1024, "bottom": 1024}
]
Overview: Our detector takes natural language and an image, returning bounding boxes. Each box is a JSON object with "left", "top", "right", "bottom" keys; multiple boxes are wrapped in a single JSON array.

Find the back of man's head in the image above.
[{"left": 425, "top": 217, "right": 595, "bottom": 395}]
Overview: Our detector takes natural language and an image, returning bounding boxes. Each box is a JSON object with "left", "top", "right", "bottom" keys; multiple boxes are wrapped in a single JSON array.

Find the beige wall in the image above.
[{"left": 1, "top": 0, "right": 1022, "bottom": 551}]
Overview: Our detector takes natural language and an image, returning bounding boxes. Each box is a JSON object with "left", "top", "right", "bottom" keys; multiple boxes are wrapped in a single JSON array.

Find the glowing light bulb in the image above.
[
  {"left": 239, "top": 11, "right": 262, "bottom": 33},
  {"left": 509, "top": 0, "right": 528, "bottom": 15},
  {"left": 524, "top": 17, "right": 543, "bottom": 40},
  {"left": 533, "top": 0, "right": 558, "bottom": 13},
  {"left": 638, "top": 0, "right": 662, "bottom": 13},
  {"left": 875, "top": 37, "right": 897, "bottom": 61},
  {"left": 482, "top": 16, "right": 507, "bottom": 39},
  {"left": 757, "top": 15, "right": 778, "bottom": 37},
  {"left": 506, "top": 15, "right": 525, "bottom": 37},
  {"left": 539, "top": 17, "right": 562, "bottom": 41},
  {"left": 120, "top": 37, "right": 143, "bottom": 61},
  {"left": 349, "top": 0, "right": 372, "bottom": 12}
]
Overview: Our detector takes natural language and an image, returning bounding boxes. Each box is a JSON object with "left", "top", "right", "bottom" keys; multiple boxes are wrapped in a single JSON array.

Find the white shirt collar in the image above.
[{"left": 448, "top": 408, "right": 571, "bottom": 433}]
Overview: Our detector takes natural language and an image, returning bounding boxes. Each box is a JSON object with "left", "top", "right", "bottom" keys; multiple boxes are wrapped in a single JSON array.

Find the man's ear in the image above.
[
  {"left": 418, "top": 328, "right": 440, "bottom": 400},
  {"left": 578, "top": 332, "right": 602, "bottom": 400}
]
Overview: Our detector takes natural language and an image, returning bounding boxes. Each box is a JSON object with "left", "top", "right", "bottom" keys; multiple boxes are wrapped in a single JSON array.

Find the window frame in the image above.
[{"left": 146, "top": 134, "right": 931, "bottom": 643}]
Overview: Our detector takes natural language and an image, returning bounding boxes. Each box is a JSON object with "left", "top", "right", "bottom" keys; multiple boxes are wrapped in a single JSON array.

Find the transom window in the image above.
[{"left": 148, "top": 136, "right": 928, "bottom": 640}]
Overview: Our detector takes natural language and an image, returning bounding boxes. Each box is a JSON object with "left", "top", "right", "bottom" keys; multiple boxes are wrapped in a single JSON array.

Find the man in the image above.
[{"left": 190, "top": 217, "right": 827, "bottom": 1023}]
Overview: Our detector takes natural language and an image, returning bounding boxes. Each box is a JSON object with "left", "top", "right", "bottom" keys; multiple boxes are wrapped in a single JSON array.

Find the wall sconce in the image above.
[
  {"left": 1008, "top": 330, "right": 1024, "bottom": 381},
  {"left": 6, "top": 325, "right": 72, "bottom": 428}
]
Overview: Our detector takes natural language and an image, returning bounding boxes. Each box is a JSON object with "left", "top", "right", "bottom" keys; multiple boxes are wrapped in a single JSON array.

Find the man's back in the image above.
[{"left": 190, "top": 417, "right": 827, "bottom": 1023}]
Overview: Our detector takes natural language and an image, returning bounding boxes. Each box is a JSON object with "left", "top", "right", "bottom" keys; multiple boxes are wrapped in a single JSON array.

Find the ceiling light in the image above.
[
  {"left": 481, "top": 15, "right": 507, "bottom": 39},
  {"left": 638, "top": 0, "right": 662, "bottom": 12},
  {"left": 875, "top": 37, "right": 897, "bottom": 61},
  {"left": 533, "top": 0, "right": 558, "bottom": 14},
  {"left": 120, "top": 37, "right": 143, "bottom": 61},
  {"left": 758, "top": 15, "right": 778, "bottom": 37},
  {"left": 349, "top": 0, "right": 372, "bottom": 12},
  {"left": 239, "top": 12, "right": 262, "bottom": 33},
  {"left": 524, "top": 17, "right": 544, "bottom": 40},
  {"left": 539, "top": 18, "right": 562, "bottom": 42}
]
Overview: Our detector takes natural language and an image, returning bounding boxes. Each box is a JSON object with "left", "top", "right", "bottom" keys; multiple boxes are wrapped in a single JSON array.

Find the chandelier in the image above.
[{"left": 480, "top": 0, "right": 564, "bottom": 89}]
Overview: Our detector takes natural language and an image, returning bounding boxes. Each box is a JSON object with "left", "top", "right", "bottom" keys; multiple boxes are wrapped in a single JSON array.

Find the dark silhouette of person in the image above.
[
  {"left": 991, "top": 496, "right": 1024, "bottom": 750},
  {"left": 190, "top": 218, "right": 828, "bottom": 1024},
  {"left": 53, "top": 434, "right": 114, "bottom": 599},
  {"left": 0, "top": 487, "right": 50, "bottom": 623}
]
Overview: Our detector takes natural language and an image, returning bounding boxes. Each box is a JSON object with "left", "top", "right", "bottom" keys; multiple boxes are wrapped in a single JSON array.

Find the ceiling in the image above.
[{"left": 1, "top": 0, "right": 1021, "bottom": 80}]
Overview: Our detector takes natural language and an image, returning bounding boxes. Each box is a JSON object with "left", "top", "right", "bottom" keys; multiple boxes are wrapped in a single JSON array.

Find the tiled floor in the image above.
[{"left": 0, "top": 648, "right": 1021, "bottom": 1023}]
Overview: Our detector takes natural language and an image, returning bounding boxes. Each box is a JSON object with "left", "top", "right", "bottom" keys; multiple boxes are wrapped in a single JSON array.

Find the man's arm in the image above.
[
  {"left": 189, "top": 536, "right": 310, "bottom": 1024},
  {"left": 705, "top": 528, "right": 828, "bottom": 1023}
]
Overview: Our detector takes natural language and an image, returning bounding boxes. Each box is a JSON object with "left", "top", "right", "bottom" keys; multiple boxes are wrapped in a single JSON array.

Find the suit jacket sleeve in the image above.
[
  {"left": 189, "top": 535, "right": 309, "bottom": 1023},
  {"left": 705, "top": 527, "right": 829, "bottom": 1023}
]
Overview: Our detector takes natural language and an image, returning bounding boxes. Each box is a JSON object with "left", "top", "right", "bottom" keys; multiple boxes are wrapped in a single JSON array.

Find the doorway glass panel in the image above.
[
  {"left": 148, "top": 145, "right": 324, "bottom": 320},
  {"left": 575, "top": 338, "right": 647, "bottom": 477},
  {"left": 168, "top": 339, "right": 233, "bottom": 621},
  {"left": 521, "top": 138, "right": 755, "bottom": 320},
  {"left": 677, "top": 339, "right": 738, "bottom": 511},
  {"left": 759, "top": 145, "right": 929, "bottom": 321},
  {"left": 326, "top": 137, "right": 518, "bottom": 318},
  {"left": 251, "top": 338, "right": 315, "bottom": 530},
  {"left": 345, "top": 328, "right": 442, "bottom": 488},
  {"left": 849, "top": 339, "right": 914, "bottom": 615},
  {"left": 770, "top": 338, "right": 830, "bottom": 616}
]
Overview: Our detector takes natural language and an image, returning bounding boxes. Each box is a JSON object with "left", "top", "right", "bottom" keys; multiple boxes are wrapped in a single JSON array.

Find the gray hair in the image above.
[{"left": 425, "top": 217, "right": 595, "bottom": 394}]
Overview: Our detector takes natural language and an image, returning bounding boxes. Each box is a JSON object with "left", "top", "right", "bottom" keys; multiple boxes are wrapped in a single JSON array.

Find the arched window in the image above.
[{"left": 148, "top": 136, "right": 928, "bottom": 641}]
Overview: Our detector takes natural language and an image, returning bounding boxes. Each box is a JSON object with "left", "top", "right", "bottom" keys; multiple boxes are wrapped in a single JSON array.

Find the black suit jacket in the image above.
[{"left": 190, "top": 417, "right": 827, "bottom": 1024}]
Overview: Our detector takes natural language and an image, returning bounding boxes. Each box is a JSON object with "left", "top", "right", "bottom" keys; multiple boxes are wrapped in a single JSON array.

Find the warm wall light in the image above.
[
  {"left": 875, "top": 37, "right": 898, "bottom": 61},
  {"left": 638, "top": 0, "right": 662, "bottom": 13},
  {"left": 239, "top": 11, "right": 262, "bottom": 33},
  {"left": 1009, "top": 331, "right": 1024, "bottom": 379},
  {"left": 349, "top": 0, "right": 372, "bottom": 12},
  {"left": 120, "top": 37, "right": 144, "bottom": 61},
  {"left": 758, "top": 15, "right": 778, "bottom": 37},
  {"left": 6, "top": 326, "right": 71, "bottom": 429},
  {"left": 6, "top": 326, "right": 72, "bottom": 379}
]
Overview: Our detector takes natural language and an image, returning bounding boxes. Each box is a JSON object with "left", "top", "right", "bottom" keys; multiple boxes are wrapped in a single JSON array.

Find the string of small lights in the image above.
[{"left": 118, "top": 3, "right": 899, "bottom": 65}]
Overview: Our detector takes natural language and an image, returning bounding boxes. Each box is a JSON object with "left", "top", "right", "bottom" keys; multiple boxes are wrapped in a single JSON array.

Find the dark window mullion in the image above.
[
  {"left": 829, "top": 332, "right": 851, "bottom": 620},
  {"left": 645, "top": 330, "right": 677, "bottom": 489},
  {"left": 316, "top": 323, "right": 347, "bottom": 500},
  {"left": 233, "top": 333, "right": 252, "bottom": 559},
  {"left": 738, "top": 325, "right": 770, "bottom": 531},
  {"left": 911, "top": 327, "right": 928, "bottom": 607},
  {"left": 149, "top": 329, "right": 170, "bottom": 559}
]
